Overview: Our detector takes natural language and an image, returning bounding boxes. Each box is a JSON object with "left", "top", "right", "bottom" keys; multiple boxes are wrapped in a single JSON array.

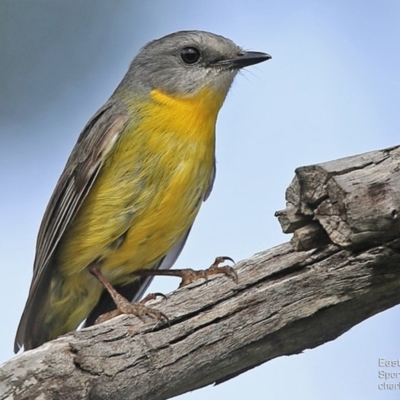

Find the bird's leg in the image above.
[
  {"left": 89, "top": 264, "right": 169, "bottom": 325},
  {"left": 132, "top": 256, "right": 238, "bottom": 288}
]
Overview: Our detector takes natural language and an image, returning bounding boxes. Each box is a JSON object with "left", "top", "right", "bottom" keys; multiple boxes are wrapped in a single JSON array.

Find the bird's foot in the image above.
[
  {"left": 173, "top": 256, "right": 238, "bottom": 287},
  {"left": 95, "top": 295, "right": 169, "bottom": 325},
  {"left": 131, "top": 256, "right": 238, "bottom": 287}
]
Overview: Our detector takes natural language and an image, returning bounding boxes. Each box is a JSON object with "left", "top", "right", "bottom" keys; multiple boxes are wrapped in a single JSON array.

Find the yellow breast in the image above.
[{"left": 57, "top": 86, "right": 225, "bottom": 285}]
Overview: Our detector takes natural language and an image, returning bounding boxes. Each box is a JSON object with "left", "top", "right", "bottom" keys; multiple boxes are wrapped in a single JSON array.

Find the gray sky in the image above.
[{"left": 1, "top": 1, "right": 400, "bottom": 399}]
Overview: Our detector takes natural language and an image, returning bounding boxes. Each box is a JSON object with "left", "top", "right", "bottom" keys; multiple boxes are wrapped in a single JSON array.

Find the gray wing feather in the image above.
[
  {"left": 204, "top": 159, "right": 216, "bottom": 201},
  {"left": 14, "top": 103, "right": 127, "bottom": 352}
]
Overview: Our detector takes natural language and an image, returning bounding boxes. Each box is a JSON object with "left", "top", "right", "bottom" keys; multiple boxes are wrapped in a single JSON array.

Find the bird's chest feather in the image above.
[
  {"left": 98, "top": 91, "right": 219, "bottom": 276},
  {"left": 120, "top": 89, "right": 218, "bottom": 217}
]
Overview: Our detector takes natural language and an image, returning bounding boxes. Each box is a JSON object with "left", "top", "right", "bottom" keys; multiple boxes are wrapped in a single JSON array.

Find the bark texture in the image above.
[
  {"left": 1, "top": 145, "right": 400, "bottom": 400},
  {"left": 276, "top": 145, "right": 400, "bottom": 251}
]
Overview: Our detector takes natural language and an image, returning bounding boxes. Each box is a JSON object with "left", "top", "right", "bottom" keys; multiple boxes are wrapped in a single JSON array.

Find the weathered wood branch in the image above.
[
  {"left": 276, "top": 145, "right": 400, "bottom": 251},
  {"left": 1, "top": 145, "right": 400, "bottom": 400}
]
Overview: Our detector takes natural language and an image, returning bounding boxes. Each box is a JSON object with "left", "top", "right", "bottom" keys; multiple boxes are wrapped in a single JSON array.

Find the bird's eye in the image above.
[{"left": 181, "top": 47, "right": 201, "bottom": 64}]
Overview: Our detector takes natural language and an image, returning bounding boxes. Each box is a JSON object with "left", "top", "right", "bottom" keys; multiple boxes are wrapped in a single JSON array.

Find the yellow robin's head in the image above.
[{"left": 116, "top": 30, "right": 271, "bottom": 101}]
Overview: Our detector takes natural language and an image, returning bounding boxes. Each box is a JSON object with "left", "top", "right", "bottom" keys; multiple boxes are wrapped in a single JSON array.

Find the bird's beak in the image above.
[
  {"left": 217, "top": 51, "right": 272, "bottom": 69},
  {"left": 232, "top": 51, "right": 272, "bottom": 68}
]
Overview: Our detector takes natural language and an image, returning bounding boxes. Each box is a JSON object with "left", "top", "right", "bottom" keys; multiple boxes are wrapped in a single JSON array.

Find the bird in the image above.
[{"left": 14, "top": 30, "right": 271, "bottom": 352}]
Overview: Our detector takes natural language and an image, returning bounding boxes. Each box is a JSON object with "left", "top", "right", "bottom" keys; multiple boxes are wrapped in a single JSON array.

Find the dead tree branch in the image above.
[{"left": 1, "top": 145, "right": 400, "bottom": 400}]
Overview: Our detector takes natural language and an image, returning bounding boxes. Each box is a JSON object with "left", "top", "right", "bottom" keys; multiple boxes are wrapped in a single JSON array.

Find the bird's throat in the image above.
[{"left": 148, "top": 87, "right": 225, "bottom": 141}]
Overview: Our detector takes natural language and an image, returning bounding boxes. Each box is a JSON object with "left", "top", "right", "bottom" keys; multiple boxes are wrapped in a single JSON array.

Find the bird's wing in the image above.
[
  {"left": 84, "top": 162, "right": 216, "bottom": 327},
  {"left": 204, "top": 158, "right": 216, "bottom": 201},
  {"left": 14, "top": 103, "right": 128, "bottom": 352}
]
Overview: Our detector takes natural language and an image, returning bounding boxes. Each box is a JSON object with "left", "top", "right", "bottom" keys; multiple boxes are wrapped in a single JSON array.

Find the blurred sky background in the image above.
[{"left": 1, "top": 1, "right": 400, "bottom": 399}]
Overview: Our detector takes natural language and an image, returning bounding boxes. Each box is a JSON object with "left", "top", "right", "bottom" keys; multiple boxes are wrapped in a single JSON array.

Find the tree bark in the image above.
[
  {"left": 276, "top": 144, "right": 400, "bottom": 251},
  {"left": 2, "top": 145, "right": 400, "bottom": 400}
]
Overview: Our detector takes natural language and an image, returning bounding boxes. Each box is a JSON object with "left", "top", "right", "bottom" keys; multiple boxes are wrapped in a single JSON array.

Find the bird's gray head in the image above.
[{"left": 119, "top": 30, "right": 271, "bottom": 99}]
